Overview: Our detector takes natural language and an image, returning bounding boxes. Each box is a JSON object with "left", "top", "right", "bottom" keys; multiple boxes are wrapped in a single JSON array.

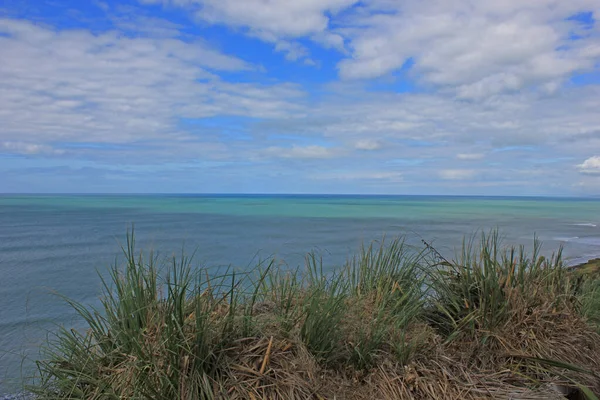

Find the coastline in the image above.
[{"left": 568, "top": 258, "right": 600, "bottom": 274}]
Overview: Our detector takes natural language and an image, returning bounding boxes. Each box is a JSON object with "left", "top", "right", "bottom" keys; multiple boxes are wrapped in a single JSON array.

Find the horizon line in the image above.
[{"left": 1, "top": 193, "right": 599, "bottom": 199}]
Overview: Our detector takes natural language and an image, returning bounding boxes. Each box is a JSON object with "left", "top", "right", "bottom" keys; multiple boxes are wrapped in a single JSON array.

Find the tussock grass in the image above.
[
  {"left": 29, "top": 231, "right": 600, "bottom": 399},
  {"left": 580, "top": 277, "right": 600, "bottom": 330}
]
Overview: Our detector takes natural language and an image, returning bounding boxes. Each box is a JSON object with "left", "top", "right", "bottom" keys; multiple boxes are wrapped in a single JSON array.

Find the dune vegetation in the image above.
[{"left": 29, "top": 231, "right": 600, "bottom": 399}]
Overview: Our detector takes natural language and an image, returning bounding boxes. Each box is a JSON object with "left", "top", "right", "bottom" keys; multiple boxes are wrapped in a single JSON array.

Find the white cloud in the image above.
[
  {"left": 264, "top": 145, "right": 335, "bottom": 159},
  {"left": 336, "top": 1, "right": 600, "bottom": 97},
  {"left": 312, "top": 32, "right": 347, "bottom": 53},
  {"left": 457, "top": 153, "right": 485, "bottom": 161},
  {"left": 136, "top": 1, "right": 599, "bottom": 96},
  {"left": 141, "top": 0, "right": 359, "bottom": 37},
  {"left": 439, "top": 169, "right": 477, "bottom": 180},
  {"left": 240, "top": 82, "right": 600, "bottom": 195},
  {"left": 355, "top": 139, "right": 382, "bottom": 150},
  {"left": 290, "top": 85, "right": 600, "bottom": 154},
  {"left": 274, "top": 40, "right": 313, "bottom": 63},
  {"left": 0, "top": 18, "right": 304, "bottom": 153},
  {"left": 111, "top": 15, "right": 186, "bottom": 38},
  {"left": 1, "top": 141, "right": 65, "bottom": 155},
  {"left": 138, "top": 0, "right": 359, "bottom": 62},
  {"left": 314, "top": 171, "right": 403, "bottom": 182},
  {"left": 578, "top": 156, "right": 600, "bottom": 175}
]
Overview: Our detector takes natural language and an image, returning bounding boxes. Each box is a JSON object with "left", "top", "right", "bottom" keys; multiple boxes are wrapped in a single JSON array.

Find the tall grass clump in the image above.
[
  {"left": 257, "top": 238, "right": 426, "bottom": 370},
  {"left": 342, "top": 239, "right": 425, "bottom": 370},
  {"left": 28, "top": 230, "right": 600, "bottom": 399},
  {"left": 31, "top": 233, "right": 241, "bottom": 399},
  {"left": 299, "top": 253, "right": 347, "bottom": 365},
  {"left": 578, "top": 275, "right": 600, "bottom": 331},
  {"left": 29, "top": 234, "right": 427, "bottom": 399},
  {"left": 424, "top": 231, "right": 600, "bottom": 397},
  {"left": 426, "top": 231, "right": 571, "bottom": 337}
]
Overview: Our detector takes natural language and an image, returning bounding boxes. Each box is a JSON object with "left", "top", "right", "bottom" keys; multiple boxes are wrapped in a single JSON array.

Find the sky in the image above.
[{"left": 1, "top": 1, "right": 600, "bottom": 195}]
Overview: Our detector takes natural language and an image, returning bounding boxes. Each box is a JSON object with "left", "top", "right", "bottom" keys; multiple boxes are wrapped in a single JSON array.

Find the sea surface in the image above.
[{"left": 1, "top": 194, "right": 600, "bottom": 394}]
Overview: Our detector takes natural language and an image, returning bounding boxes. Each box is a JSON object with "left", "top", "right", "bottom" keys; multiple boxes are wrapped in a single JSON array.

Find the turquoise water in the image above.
[{"left": 1, "top": 194, "right": 600, "bottom": 394}]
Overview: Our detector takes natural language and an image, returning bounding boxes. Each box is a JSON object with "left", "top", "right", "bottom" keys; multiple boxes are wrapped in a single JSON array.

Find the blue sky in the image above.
[{"left": 1, "top": 0, "right": 600, "bottom": 195}]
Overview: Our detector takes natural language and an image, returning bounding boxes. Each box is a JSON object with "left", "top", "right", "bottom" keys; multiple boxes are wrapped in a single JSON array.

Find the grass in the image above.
[
  {"left": 28, "top": 231, "right": 600, "bottom": 399},
  {"left": 425, "top": 231, "right": 571, "bottom": 337}
]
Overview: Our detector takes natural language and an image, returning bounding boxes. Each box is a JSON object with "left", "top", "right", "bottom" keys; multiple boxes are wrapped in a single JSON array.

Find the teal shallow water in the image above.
[
  {"left": 2, "top": 194, "right": 599, "bottom": 220},
  {"left": 1, "top": 195, "right": 600, "bottom": 394}
]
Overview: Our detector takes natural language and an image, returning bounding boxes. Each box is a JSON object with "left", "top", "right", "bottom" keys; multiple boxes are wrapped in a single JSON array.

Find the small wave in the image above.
[
  {"left": 572, "top": 237, "right": 600, "bottom": 246},
  {"left": 554, "top": 236, "right": 579, "bottom": 242},
  {"left": 557, "top": 236, "right": 600, "bottom": 246},
  {"left": 571, "top": 223, "right": 597, "bottom": 227}
]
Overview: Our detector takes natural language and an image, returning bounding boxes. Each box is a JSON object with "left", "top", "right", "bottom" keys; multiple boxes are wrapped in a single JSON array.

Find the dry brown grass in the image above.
[
  {"left": 30, "top": 233, "right": 600, "bottom": 399},
  {"left": 199, "top": 291, "right": 600, "bottom": 399},
  {"left": 190, "top": 310, "right": 600, "bottom": 399}
]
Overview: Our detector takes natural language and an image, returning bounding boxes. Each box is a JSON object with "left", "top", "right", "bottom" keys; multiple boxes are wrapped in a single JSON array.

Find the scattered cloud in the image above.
[
  {"left": 439, "top": 169, "right": 477, "bottom": 180},
  {"left": 274, "top": 39, "right": 314, "bottom": 63},
  {"left": 314, "top": 171, "right": 403, "bottom": 183},
  {"left": 138, "top": 0, "right": 359, "bottom": 62},
  {"left": 355, "top": 139, "right": 382, "bottom": 151},
  {"left": 0, "top": 18, "right": 302, "bottom": 152},
  {"left": 1, "top": 141, "right": 65, "bottom": 156},
  {"left": 140, "top": 0, "right": 359, "bottom": 37},
  {"left": 336, "top": 1, "right": 600, "bottom": 97},
  {"left": 578, "top": 156, "right": 600, "bottom": 175},
  {"left": 264, "top": 145, "right": 336, "bottom": 159},
  {"left": 0, "top": 1, "right": 599, "bottom": 194},
  {"left": 111, "top": 15, "right": 186, "bottom": 38},
  {"left": 457, "top": 153, "right": 485, "bottom": 161}
]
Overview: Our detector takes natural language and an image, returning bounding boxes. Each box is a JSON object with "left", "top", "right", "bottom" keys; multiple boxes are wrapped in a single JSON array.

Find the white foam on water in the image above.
[
  {"left": 554, "top": 236, "right": 579, "bottom": 242},
  {"left": 572, "top": 237, "right": 600, "bottom": 246},
  {"left": 571, "top": 223, "right": 597, "bottom": 227}
]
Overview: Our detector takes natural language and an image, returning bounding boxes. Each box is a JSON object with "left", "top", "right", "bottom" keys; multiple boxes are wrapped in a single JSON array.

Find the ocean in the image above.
[{"left": 1, "top": 194, "right": 600, "bottom": 394}]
